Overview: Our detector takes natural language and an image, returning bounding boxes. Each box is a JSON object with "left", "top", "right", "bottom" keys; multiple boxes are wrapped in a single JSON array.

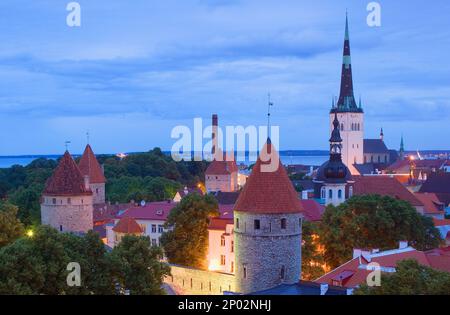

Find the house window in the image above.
[
  {"left": 220, "top": 255, "right": 226, "bottom": 266},
  {"left": 221, "top": 236, "right": 225, "bottom": 247},
  {"left": 338, "top": 189, "right": 343, "bottom": 199},
  {"left": 341, "top": 123, "right": 344, "bottom": 131},
  {"left": 152, "top": 224, "right": 157, "bottom": 233},
  {"left": 53, "top": 198, "right": 57, "bottom": 205},
  {"left": 254, "top": 219, "right": 260, "bottom": 230},
  {"left": 329, "top": 189, "right": 333, "bottom": 199},
  {"left": 349, "top": 186, "right": 353, "bottom": 198},
  {"left": 299, "top": 218, "right": 302, "bottom": 227},
  {"left": 231, "top": 261, "right": 234, "bottom": 273},
  {"left": 378, "top": 156, "right": 381, "bottom": 163},
  {"left": 140, "top": 224, "right": 147, "bottom": 233},
  {"left": 385, "top": 155, "right": 388, "bottom": 163},
  {"left": 158, "top": 225, "right": 164, "bottom": 233},
  {"left": 281, "top": 218, "right": 287, "bottom": 230},
  {"left": 321, "top": 187, "right": 326, "bottom": 199},
  {"left": 236, "top": 218, "right": 239, "bottom": 229},
  {"left": 67, "top": 198, "right": 71, "bottom": 204},
  {"left": 60, "top": 225, "right": 63, "bottom": 232},
  {"left": 231, "top": 241, "right": 234, "bottom": 253}
]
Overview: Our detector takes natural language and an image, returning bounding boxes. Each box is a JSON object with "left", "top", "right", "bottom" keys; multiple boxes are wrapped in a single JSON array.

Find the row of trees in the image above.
[{"left": 0, "top": 225, "right": 170, "bottom": 295}]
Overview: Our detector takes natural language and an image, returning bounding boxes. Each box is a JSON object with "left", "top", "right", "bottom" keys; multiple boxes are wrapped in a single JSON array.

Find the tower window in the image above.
[
  {"left": 52, "top": 198, "right": 56, "bottom": 205},
  {"left": 341, "top": 123, "right": 344, "bottom": 131},
  {"left": 60, "top": 225, "right": 63, "bottom": 232},
  {"left": 231, "top": 241, "right": 234, "bottom": 253},
  {"left": 280, "top": 265, "right": 286, "bottom": 280},
  {"left": 236, "top": 218, "right": 239, "bottom": 229},
  {"left": 220, "top": 235, "right": 225, "bottom": 247},
  {"left": 329, "top": 189, "right": 333, "bottom": 199},
  {"left": 243, "top": 265, "right": 247, "bottom": 279},
  {"left": 254, "top": 219, "right": 260, "bottom": 230},
  {"left": 67, "top": 198, "right": 71, "bottom": 204},
  {"left": 220, "top": 255, "right": 226, "bottom": 266},
  {"left": 281, "top": 218, "right": 287, "bottom": 230},
  {"left": 231, "top": 261, "right": 234, "bottom": 273}
]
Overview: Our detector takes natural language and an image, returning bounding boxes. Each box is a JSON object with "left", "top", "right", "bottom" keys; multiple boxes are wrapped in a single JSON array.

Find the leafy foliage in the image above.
[
  {"left": 0, "top": 226, "right": 169, "bottom": 295},
  {"left": 160, "top": 194, "right": 219, "bottom": 269},
  {"left": 355, "top": 259, "right": 450, "bottom": 295},
  {"left": 301, "top": 221, "right": 328, "bottom": 281},
  {"left": 0, "top": 201, "right": 25, "bottom": 248},
  {"left": 320, "top": 195, "right": 442, "bottom": 268}
]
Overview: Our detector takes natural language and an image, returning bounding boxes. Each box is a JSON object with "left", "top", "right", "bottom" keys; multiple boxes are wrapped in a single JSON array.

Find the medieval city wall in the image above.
[{"left": 165, "top": 264, "right": 236, "bottom": 295}]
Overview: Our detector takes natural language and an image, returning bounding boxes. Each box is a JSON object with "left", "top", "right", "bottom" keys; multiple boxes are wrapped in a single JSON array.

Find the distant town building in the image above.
[
  {"left": 172, "top": 186, "right": 203, "bottom": 202},
  {"left": 419, "top": 173, "right": 450, "bottom": 206},
  {"left": 205, "top": 114, "right": 239, "bottom": 193},
  {"left": 41, "top": 151, "right": 93, "bottom": 233},
  {"left": 78, "top": 144, "right": 106, "bottom": 205}
]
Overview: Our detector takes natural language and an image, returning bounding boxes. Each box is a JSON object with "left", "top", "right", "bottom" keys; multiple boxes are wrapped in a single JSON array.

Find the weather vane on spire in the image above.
[
  {"left": 65, "top": 141, "right": 71, "bottom": 151},
  {"left": 267, "top": 93, "right": 274, "bottom": 136},
  {"left": 86, "top": 131, "right": 90, "bottom": 144}
]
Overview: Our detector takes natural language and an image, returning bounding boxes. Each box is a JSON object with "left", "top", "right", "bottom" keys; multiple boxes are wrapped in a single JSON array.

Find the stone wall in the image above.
[
  {"left": 41, "top": 194, "right": 93, "bottom": 233},
  {"left": 165, "top": 264, "right": 236, "bottom": 295},
  {"left": 234, "top": 211, "right": 302, "bottom": 294},
  {"left": 90, "top": 183, "right": 105, "bottom": 205}
]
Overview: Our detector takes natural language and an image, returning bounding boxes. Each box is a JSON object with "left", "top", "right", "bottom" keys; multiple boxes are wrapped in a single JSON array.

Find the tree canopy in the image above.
[
  {"left": 0, "top": 201, "right": 24, "bottom": 248},
  {"left": 0, "top": 226, "right": 169, "bottom": 295},
  {"left": 355, "top": 259, "right": 450, "bottom": 295},
  {"left": 319, "top": 195, "right": 442, "bottom": 268},
  {"left": 160, "top": 194, "right": 219, "bottom": 269}
]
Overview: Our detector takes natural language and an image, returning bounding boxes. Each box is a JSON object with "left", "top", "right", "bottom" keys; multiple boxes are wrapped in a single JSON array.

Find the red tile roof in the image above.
[
  {"left": 316, "top": 247, "right": 450, "bottom": 288},
  {"left": 300, "top": 199, "right": 325, "bottom": 222},
  {"left": 113, "top": 217, "right": 143, "bottom": 234},
  {"left": 78, "top": 144, "right": 106, "bottom": 184},
  {"left": 208, "top": 218, "right": 234, "bottom": 231},
  {"left": 44, "top": 151, "right": 93, "bottom": 197},
  {"left": 414, "top": 193, "right": 445, "bottom": 215},
  {"left": 234, "top": 140, "right": 303, "bottom": 214},
  {"left": 353, "top": 176, "right": 423, "bottom": 206},
  {"left": 432, "top": 218, "right": 450, "bottom": 227},
  {"left": 387, "top": 159, "right": 446, "bottom": 173},
  {"left": 205, "top": 159, "right": 238, "bottom": 175},
  {"left": 119, "top": 201, "right": 176, "bottom": 221}
]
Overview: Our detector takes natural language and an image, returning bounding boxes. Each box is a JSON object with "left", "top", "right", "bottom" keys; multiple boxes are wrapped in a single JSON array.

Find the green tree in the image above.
[
  {"left": 110, "top": 235, "right": 170, "bottom": 295},
  {"left": 301, "top": 221, "right": 328, "bottom": 280},
  {"left": 355, "top": 259, "right": 450, "bottom": 295},
  {"left": 0, "top": 201, "right": 24, "bottom": 248},
  {"left": 320, "top": 195, "right": 442, "bottom": 268},
  {"left": 160, "top": 194, "right": 219, "bottom": 269}
]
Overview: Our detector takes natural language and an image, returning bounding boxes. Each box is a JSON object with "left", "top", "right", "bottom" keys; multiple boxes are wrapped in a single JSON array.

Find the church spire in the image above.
[
  {"left": 380, "top": 128, "right": 384, "bottom": 141},
  {"left": 333, "top": 13, "right": 362, "bottom": 113},
  {"left": 399, "top": 135, "right": 405, "bottom": 160}
]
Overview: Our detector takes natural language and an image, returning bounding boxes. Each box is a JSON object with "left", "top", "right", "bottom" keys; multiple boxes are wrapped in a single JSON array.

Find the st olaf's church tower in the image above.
[{"left": 330, "top": 14, "right": 364, "bottom": 175}]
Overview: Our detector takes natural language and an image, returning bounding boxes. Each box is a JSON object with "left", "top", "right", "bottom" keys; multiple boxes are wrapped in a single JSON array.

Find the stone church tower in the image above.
[
  {"left": 78, "top": 144, "right": 106, "bottom": 204},
  {"left": 233, "top": 139, "right": 304, "bottom": 294},
  {"left": 41, "top": 151, "right": 93, "bottom": 233},
  {"left": 330, "top": 14, "right": 364, "bottom": 175}
]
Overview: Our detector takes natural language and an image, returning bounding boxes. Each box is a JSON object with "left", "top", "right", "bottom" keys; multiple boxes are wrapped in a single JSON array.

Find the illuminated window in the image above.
[
  {"left": 221, "top": 236, "right": 225, "bottom": 247},
  {"left": 220, "top": 255, "right": 226, "bottom": 266}
]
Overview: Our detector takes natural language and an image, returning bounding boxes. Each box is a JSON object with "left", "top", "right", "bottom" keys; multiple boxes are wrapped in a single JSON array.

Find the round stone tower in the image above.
[
  {"left": 233, "top": 139, "right": 304, "bottom": 294},
  {"left": 41, "top": 151, "right": 94, "bottom": 233},
  {"left": 78, "top": 144, "right": 106, "bottom": 205}
]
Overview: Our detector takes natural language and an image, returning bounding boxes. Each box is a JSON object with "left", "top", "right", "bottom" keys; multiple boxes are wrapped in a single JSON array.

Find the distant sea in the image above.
[{"left": 0, "top": 151, "right": 329, "bottom": 169}]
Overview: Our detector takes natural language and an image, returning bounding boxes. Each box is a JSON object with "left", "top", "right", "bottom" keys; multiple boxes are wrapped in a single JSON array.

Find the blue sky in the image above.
[{"left": 0, "top": 0, "right": 449, "bottom": 155}]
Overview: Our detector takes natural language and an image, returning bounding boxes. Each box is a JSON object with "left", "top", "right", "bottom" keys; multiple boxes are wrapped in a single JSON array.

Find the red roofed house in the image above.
[
  {"left": 414, "top": 193, "right": 446, "bottom": 219},
  {"left": 315, "top": 243, "right": 450, "bottom": 288},
  {"left": 106, "top": 201, "right": 175, "bottom": 248},
  {"left": 112, "top": 217, "right": 143, "bottom": 244},
  {"left": 78, "top": 144, "right": 106, "bottom": 205},
  {"left": 205, "top": 114, "right": 238, "bottom": 193},
  {"left": 41, "top": 151, "right": 94, "bottom": 233}
]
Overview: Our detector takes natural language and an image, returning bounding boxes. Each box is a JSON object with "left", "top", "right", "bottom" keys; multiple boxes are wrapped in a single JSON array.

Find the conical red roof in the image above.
[
  {"left": 78, "top": 144, "right": 106, "bottom": 184},
  {"left": 44, "top": 151, "right": 93, "bottom": 196},
  {"left": 113, "top": 217, "right": 143, "bottom": 234},
  {"left": 234, "top": 140, "right": 303, "bottom": 214}
]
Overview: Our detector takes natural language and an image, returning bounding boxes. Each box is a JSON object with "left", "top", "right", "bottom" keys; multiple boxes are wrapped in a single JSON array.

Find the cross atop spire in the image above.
[
  {"left": 332, "top": 13, "right": 363, "bottom": 114},
  {"left": 267, "top": 93, "right": 274, "bottom": 136}
]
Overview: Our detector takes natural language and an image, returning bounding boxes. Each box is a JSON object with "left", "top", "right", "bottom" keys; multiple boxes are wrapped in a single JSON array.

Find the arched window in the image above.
[
  {"left": 338, "top": 189, "right": 343, "bottom": 199},
  {"left": 349, "top": 186, "right": 353, "bottom": 198},
  {"left": 328, "top": 189, "right": 333, "bottom": 199},
  {"left": 321, "top": 187, "right": 326, "bottom": 199}
]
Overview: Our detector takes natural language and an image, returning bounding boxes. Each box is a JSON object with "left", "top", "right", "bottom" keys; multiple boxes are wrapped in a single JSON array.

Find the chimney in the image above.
[
  {"left": 399, "top": 241, "right": 408, "bottom": 249},
  {"left": 320, "top": 284, "right": 329, "bottom": 295},
  {"left": 212, "top": 114, "right": 218, "bottom": 157},
  {"left": 301, "top": 191, "right": 308, "bottom": 200},
  {"left": 84, "top": 175, "right": 90, "bottom": 190}
]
